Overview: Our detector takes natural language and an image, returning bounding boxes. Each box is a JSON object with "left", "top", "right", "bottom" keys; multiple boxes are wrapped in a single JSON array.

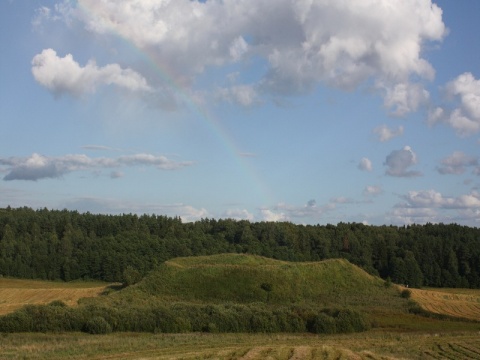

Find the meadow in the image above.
[
  {"left": 2, "top": 331, "right": 480, "bottom": 359},
  {"left": 0, "top": 254, "right": 479, "bottom": 359}
]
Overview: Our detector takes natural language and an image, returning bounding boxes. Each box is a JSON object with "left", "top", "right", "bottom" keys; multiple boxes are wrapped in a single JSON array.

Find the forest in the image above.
[{"left": 0, "top": 206, "right": 479, "bottom": 288}]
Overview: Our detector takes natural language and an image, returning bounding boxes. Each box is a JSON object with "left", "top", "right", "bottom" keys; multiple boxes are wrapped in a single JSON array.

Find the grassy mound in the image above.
[
  {"left": 134, "top": 254, "right": 393, "bottom": 308},
  {"left": 0, "top": 254, "right": 413, "bottom": 334}
]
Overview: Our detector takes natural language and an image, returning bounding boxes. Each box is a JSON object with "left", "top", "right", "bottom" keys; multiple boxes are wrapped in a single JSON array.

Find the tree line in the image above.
[{"left": 0, "top": 206, "right": 479, "bottom": 288}]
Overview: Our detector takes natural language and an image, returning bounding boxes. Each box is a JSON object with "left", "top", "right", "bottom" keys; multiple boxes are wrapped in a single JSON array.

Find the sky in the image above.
[{"left": 1, "top": 0, "right": 480, "bottom": 226}]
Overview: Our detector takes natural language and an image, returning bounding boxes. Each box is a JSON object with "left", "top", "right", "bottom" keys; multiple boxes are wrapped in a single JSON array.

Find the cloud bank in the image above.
[
  {"left": 35, "top": 0, "right": 446, "bottom": 112},
  {"left": 0, "top": 153, "right": 194, "bottom": 181}
]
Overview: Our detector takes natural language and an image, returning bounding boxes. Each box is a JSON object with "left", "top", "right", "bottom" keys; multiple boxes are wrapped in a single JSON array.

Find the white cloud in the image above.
[
  {"left": 260, "top": 209, "right": 289, "bottom": 222},
  {"left": 363, "top": 185, "right": 383, "bottom": 197},
  {"left": 390, "top": 189, "right": 480, "bottom": 225},
  {"left": 358, "top": 157, "right": 372, "bottom": 172},
  {"left": 381, "top": 82, "right": 430, "bottom": 116},
  {"left": 31, "top": 49, "right": 151, "bottom": 97},
  {"left": 437, "top": 151, "right": 478, "bottom": 175},
  {"left": 389, "top": 206, "right": 438, "bottom": 225},
  {"left": 373, "top": 125, "right": 404, "bottom": 142},
  {"left": 223, "top": 209, "right": 254, "bottom": 221},
  {"left": 384, "top": 146, "right": 422, "bottom": 177},
  {"left": 430, "top": 73, "right": 480, "bottom": 136},
  {"left": 0, "top": 153, "right": 194, "bottom": 181},
  {"left": 46, "top": 0, "right": 445, "bottom": 109},
  {"left": 402, "top": 189, "right": 480, "bottom": 209}
]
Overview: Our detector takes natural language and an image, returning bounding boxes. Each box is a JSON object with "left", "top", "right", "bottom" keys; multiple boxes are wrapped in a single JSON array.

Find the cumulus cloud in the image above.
[
  {"left": 373, "top": 125, "right": 404, "bottom": 142},
  {"left": 429, "top": 73, "right": 480, "bottom": 136},
  {"left": 31, "top": 49, "right": 151, "bottom": 97},
  {"left": 384, "top": 146, "right": 422, "bottom": 177},
  {"left": 358, "top": 157, "right": 373, "bottom": 172},
  {"left": 390, "top": 189, "right": 480, "bottom": 224},
  {"left": 223, "top": 209, "right": 254, "bottom": 221},
  {"left": 389, "top": 206, "right": 438, "bottom": 225},
  {"left": 260, "top": 209, "right": 289, "bottom": 222},
  {"left": 44, "top": 0, "right": 445, "bottom": 110},
  {"left": 381, "top": 82, "right": 430, "bottom": 116},
  {"left": 402, "top": 189, "right": 480, "bottom": 209},
  {"left": 0, "top": 153, "right": 193, "bottom": 181},
  {"left": 437, "top": 151, "right": 478, "bottom": 175}
]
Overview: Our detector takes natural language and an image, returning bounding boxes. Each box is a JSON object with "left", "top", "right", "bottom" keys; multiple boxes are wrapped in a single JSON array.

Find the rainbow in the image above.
[{"left": 76, "top": 1, "right": 274, "bottom": 212}]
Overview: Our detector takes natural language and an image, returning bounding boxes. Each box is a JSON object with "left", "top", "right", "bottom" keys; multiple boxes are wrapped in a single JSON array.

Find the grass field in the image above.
[
  {"left": 1, "top": 255, "right": 480, "bottom": 359},
  {"left": 2, "top": 331, "right": 480, "bottom": 359},
  {"left": 0, "top": 278, "right": 111, "bottom": 315}
]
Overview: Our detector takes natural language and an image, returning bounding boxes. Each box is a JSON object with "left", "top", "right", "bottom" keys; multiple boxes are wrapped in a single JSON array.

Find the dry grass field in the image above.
[
  {"left": 409, "top": 287, "right": 480, "bottom": 321},
  {"left": 2, "top": 331, "right": 480, "bottom": 359},
  {"left": 0, "top": 278, "right": 111, "bottom": 315}
]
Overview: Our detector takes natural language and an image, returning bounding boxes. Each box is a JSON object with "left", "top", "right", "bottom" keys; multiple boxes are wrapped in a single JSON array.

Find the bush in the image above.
[
  {"left": 307, "top": 313, "right": 336, "bottom": 334},
  {"left": 401, "top": 289, "right": 412, "bottom": 299},
  {"left": 335, "top": 309, "right": 370, "bottom": 333},
  {"left": 48, "top": 300, "right": 67, "bottom": 307},
  {"left": 83, "top": 316, "right": 112, "bottom": 334}
]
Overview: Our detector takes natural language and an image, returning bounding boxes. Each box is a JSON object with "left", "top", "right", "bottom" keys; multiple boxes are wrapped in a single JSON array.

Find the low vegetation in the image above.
[
  {"left": 1, "top": 253, "right": 478, "bottom": 338},
  {"left": 0, "top": 255, "right": 380, "bottom": 335},
  {"left": 2, "top": 332, "right": 480, "bottom": 359}
]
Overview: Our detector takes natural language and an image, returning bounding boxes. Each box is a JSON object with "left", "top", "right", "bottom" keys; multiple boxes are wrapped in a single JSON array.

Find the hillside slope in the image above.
[{"left": 112, "top": 254, "right": 401, "bottom": 310}]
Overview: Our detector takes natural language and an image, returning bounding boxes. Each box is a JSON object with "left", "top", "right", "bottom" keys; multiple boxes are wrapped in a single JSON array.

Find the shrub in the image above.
[
  {"left": 335, "top": 309, "right": 370, "bottom": 333},
  {"left": 83, "top": 316, "right": 112, "bottom": 334},
  {"left": 48, "top": 300, "right": 67, "bottom": 307},
  {"left": 401, "top": 289, "right": 412, "bottom": 299},
  {"left": 307, "top": 313, "right": 336, "bottom": 334}
]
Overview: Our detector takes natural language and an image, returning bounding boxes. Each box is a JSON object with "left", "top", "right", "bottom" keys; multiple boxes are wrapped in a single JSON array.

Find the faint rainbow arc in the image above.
[{"left": 76, "top": 1, "right": 274, "bottom": 212}]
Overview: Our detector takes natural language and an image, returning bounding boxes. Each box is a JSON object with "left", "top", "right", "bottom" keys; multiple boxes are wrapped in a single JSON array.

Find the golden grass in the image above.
[
  {"left": 2, "top": 331, "right": 480, "bottom": 359},
  {"left": 409, "top": 287, "right": 480, "bottom": 321},
  {"left": 0, "top": 278, "right": 111, "bottom": 315}
]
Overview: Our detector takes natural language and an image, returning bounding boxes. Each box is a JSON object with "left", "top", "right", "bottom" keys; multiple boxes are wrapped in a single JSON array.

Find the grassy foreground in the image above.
[{"left": 2, "top": 331, "right": 480, "bottom": 359}]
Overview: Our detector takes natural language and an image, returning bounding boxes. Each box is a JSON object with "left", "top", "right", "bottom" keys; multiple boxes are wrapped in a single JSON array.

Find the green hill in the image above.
[
  {"left": 0, "top": 254, "right": 411, "bottom": 334},
  {"left": 134, "top": 254, "right": 391, "bottom": 306}
]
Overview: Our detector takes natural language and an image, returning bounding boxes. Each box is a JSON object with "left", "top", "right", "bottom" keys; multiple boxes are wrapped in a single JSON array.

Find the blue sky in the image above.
[{"left": 1, "top": 0, "right": 479, "bottom": 225}]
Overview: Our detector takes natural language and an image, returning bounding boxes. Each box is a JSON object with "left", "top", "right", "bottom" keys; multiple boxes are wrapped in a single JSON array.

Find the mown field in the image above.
[
  {"left": 0, "top": 278, "right": 111, "bottom": 315},
  {"left": 410, "top": 287, "right": 480, "bottom": 321},
  {"left": 2, "top": 331, "right": 480, "bottom": 359}
]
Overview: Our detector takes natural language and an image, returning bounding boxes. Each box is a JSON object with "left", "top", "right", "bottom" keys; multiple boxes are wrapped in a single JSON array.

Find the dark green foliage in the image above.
[
  {"left": 307, "top": 313, "right": 336, "bottom": 334},
  {"left": 48, "top": 300, "right": 67, "bottom": 307},
  {"left": 0, "top": 207, "right": 479, "bottom": 289},
  {"left": 122, "top": 266, "right": 143, "bottom": 287},
  {"left": 306, "top": 308, "right": 369, "bottom": 334},
  {"left": 0, "top": 300, "right": 371, "bottom": 335},
  {"left": 83, "top": 316, "right": 112, "bottom": 334},
  {"left": 401, "top": 289, "right": 412, "bottom": 299}
]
